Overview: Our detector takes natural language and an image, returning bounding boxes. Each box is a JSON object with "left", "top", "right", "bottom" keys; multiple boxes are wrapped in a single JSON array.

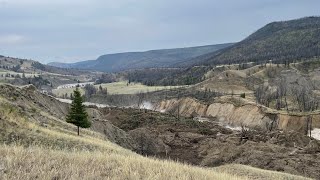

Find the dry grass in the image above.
[
  {"left": 0, "top": 145, "right": 247, "bottom": 180},
  {"left": 215, "top": 164, "right": 310, "bottom": 180},
  {"left": 53, "top": 81, "right": 181, "bottom": 97},
  {"left": 98, "top": 81, "right": 182, "bottom": 94}
]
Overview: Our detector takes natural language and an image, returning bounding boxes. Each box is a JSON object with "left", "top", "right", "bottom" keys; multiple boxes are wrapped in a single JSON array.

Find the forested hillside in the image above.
[{"left": 195, "top": 17, "right": 320, "bottom": 66}]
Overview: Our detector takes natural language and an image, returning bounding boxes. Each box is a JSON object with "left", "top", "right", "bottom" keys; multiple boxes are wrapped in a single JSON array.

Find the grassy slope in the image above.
[
  {"left": 0, "top": 86, "right": 309, "bottom": 180},
  {"left": 1, "top": 145, "right": 310, "bottom": 180},
  {"left": 0, "top": 98, "right": 239, "bottom": 180},
  {"left": 215, "top": 164, "right": 309, "bottom": 180},
  {"left": 1, "top": 145, "right": 241, "bottom": 180}
]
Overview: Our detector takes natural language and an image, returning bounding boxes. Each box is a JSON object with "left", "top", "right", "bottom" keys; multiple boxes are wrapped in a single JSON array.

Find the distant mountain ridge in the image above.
[
  {"left": 193, "top": 16, "right": 320, "bottom": 66},
  {"left": 48, "top": 43, "right": 234, "bottom": 72},
  {"left": 48, "top": 60, "right": 94, "bottom": 69}
]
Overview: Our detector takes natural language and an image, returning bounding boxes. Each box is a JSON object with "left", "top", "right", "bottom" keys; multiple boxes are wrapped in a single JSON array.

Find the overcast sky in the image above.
[{"left": 0, "top": 0, "right": 319, "bottom": 63}]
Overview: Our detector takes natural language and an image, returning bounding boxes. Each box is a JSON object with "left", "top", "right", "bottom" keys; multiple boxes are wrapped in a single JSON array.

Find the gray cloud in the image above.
[
  {"left": 0, "top": 34, "right": 27, "bottom": 45},
  {"left": 0, "top": 0, "right": 319, "bottom": 63}
]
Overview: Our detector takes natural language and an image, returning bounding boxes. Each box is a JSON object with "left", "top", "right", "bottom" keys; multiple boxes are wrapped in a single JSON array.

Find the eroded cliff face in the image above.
[
  {"left": 157, "top": 97, "right": 320, "bottom": 134},
  {"left": 157, "top": 97, "right": 208, "bottom": 117},
  {"left": 206, "top": 103, "right": 273, "bottom": 128}
]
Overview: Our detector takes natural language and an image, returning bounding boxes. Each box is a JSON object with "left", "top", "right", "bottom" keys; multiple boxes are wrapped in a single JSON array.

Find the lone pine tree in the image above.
[{"left": 66, "top": 88, "right": 91, "bottom": 135}]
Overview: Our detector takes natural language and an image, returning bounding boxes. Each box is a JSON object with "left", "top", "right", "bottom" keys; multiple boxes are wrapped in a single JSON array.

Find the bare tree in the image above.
[
  {"left": 255, "top": 84, "right": 273, "bottom": 107},
  {"left": 177, "top": 89, "right": 181, "bottom": 120},
  {"left": 289, "top": 78, "right": 320, "bottom": 112},
  {"left": 268, "top": 116, "right": 278, "bottom": 131},
  {"left": 306, "top": 116, "right": 313, "bottom": 137},
  {"left": 278, "top": 77, "right": 288, "bottom": 110},
  {"left": 84, "top": 84, "right": 97, "bottom": 99},
  {"left": 137, "top": 91, "right": 145, "bottom": 110},
  {"left": 131, "top": 130, "right": 153, "bottom": 155},
  {"left": 239, "top": 124, "right": 250, "bottom": 143}
]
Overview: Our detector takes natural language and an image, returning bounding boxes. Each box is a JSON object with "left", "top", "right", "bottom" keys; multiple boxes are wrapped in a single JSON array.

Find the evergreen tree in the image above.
[{"left": 66, "top": 88, "right": 91, "bottom": 135}]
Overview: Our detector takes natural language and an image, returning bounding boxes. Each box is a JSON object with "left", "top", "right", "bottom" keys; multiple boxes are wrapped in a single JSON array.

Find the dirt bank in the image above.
[{"left": 157, "top": 97, "right": 320, "bottom": 134}]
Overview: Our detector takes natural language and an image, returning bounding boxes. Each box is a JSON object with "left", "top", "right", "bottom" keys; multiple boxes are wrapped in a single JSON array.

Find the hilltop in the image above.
[
  {"left": 194, "top": 16, "right": 320, "bottom": 66},
  {"left": 0, "top": 56, "right": 103, "bottom": 90},
  {"left": 0, "top": 56, "right": 97, "bottom": 76}
]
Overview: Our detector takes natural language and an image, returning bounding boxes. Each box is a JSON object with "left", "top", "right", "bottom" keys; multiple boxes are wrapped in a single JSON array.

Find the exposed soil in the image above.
[{"left": 99, "top": 107, "right": 320, "bottom": 179}]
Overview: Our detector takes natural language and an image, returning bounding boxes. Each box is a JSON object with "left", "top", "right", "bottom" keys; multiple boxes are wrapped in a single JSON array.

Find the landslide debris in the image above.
[{"left": 100, "top": 107, "right": 320, "bottom": 179}]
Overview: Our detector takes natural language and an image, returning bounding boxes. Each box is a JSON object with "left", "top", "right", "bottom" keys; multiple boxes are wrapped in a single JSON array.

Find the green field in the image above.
[{"left": 53, "top": 81, "right": 182, "bottom": 97}]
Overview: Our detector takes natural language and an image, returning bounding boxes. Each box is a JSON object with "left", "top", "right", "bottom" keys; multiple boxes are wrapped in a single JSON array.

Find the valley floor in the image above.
[{"left": 52, "top": 81, "right": 183, "bottom": 97}]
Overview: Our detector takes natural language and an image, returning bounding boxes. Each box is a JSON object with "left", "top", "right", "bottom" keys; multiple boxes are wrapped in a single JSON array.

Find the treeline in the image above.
[
  {"left": 124, "top": 66, "right": 211, "bottom": 86},
  {"left": 0, "top": 65, "right": 22, "bottom": 72},
  {"left": 95, "top": 73, "right": 117, "bottom": 84}
]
